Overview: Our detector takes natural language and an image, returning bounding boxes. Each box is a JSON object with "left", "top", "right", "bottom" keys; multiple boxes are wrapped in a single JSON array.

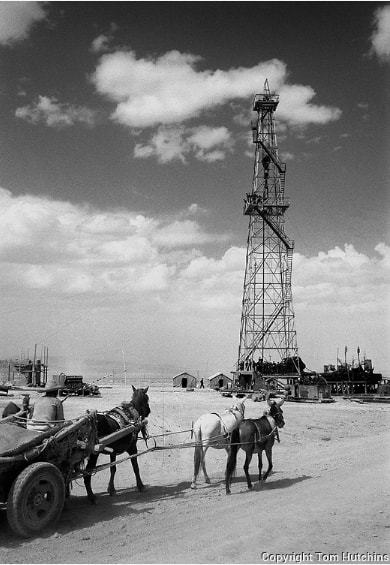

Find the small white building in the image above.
[
  {"left": 173, "top": 372, "right": 197, "bottom": 389},
  {"left": 208, "top": 372, "right": 232, "bottom": 390}
]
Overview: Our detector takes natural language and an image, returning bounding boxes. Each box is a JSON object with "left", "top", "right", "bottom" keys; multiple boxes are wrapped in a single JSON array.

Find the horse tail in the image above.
[
  {"left": 230, "top": 427, "right": 240, "bottom": 462},
  {"left": 193, "top": 426, "right": 202, "bottom": 477}
]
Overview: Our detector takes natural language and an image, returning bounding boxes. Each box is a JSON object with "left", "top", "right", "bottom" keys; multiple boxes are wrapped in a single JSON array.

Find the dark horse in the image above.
[
  {"left": 225, "top": 393, "right": 286, "bottom": 494},
  {"left": 84, "top": 385, "right": 150, "bottom": 504}
]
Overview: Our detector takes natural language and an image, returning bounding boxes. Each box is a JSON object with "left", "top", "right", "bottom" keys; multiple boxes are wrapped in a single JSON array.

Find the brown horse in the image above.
[
  {"left": 84, "top": 385, "right": 150, "bottom": 504},
  {"left": 225, "top": 393, "right": 286, "bottom": 494}
]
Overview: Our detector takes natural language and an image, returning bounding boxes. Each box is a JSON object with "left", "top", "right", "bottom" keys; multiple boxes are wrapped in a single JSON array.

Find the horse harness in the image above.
[
  {"left": 105, "top": 404, "right": 140, "bottom": 429},
  {"left": 251, "top": 417, "right": 280, "bottom": 446},
  {"left": 211, "top": 408, "right": 242, "bottom": 440}
]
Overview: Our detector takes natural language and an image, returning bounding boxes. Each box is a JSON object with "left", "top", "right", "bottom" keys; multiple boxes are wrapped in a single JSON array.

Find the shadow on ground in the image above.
[
  {"left": 0, "top": 479, "right": 195, "bottom": 546},
  {"left": 227, "top": 473, "right": 312, "bottom": 494}
]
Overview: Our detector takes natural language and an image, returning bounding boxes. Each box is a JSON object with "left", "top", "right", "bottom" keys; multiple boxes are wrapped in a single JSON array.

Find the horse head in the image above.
[
  {"left": 231, "top": 399, "right": 245, "bottom": 419},
  {"left": 266, "top": 392, "right": 286, "bottom": 428},
  {"left": 131, "top": 385, "right": 151, "bottom": 419}
]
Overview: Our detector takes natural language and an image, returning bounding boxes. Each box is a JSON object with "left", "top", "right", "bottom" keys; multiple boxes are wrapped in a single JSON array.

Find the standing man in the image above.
[{"left": 199, "top": 378, "right": 205, "bottom": 389}]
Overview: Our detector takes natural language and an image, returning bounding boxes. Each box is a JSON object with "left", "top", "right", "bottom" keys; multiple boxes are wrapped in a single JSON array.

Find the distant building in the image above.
[
  {"left": 208, "top": 372, "right": 232, "bottom": 390},
  {"left": 173, "top": 372, "right": 197, "bottom": 389}
]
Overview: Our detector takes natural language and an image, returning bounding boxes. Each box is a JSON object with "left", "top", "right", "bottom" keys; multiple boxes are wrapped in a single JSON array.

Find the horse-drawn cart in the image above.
[
  {"left": 0, "top": 405, "right": 151, "bottom": 538},
  {"left": 0, "top": 409, "right": 98, "bottom": 537}
]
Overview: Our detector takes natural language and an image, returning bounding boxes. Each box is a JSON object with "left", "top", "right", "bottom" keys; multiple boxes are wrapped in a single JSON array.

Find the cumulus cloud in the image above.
[
  {"left": 293, "top": 243, "right": 390, "bottom": 312},
  {"left": 0, "top": 1, "right": 46, "bottom": 45},
  {"left": 1, "top": 187, "right": 388, "bottom": 372},
  {"left": 0, "top": 188, "right": 223, "bottom": 295},
  {"left": 135, "top": 126, "right": 187, "bottom": 163},
  {"left": 280, "top": 151, "right": 295, "bottom": 161},
  {"left": 371, "top": 5, "right": 390, "bottom": 61},
  {"left": 0, "top": 187, "right": 388, "bottom": 321},
  {"left": 134, "top": 125, "right": 234, "bottom": 163},
  {"left": 91, "top": 34, "right": 112, "bottom": 54},
  {"left": 90, "top": 23, "right": 118, "bottom": 54},
  {"left": 93, "top": 49, "right": 341, "bottom": 129},
  {"left": 15, "top": 96, "right": 96, "bottom": 128}
]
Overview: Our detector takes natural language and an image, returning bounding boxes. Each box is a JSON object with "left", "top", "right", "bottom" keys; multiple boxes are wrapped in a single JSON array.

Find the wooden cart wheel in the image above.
[{"left": 7, "top": 462, "right": 65, "bottom": 538}]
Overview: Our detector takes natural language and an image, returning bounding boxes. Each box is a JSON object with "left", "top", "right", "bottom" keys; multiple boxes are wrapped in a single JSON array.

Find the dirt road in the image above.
[{"left": 0, "top": 387, "right": 389, "bottom": 563}]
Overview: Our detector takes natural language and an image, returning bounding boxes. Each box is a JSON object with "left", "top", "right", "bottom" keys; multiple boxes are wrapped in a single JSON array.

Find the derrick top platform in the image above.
[{"left": 253, "top": 92, "right": 279, "bottom": 112}]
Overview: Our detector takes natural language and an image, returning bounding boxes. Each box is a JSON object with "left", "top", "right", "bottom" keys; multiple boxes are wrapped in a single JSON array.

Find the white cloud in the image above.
[
  {"left": 293, "top": 243, "right": 390, "bottom": 312},
  {"left": 90, "top": 23, "right": 118, "bottom": 54},
  {"left": 278, "top": 85, "right": 341, "bottom": 126},
  {"left": 187, "top": 126, "right": 233, "bottom": 162},
  {"left": 134, "top": 125, "right": 233, "bottom": 163},
  {"left": 2, "top": 184, "right": 387, "bottom": 316},
  {"left": 280, "top": 151, "right": 295, "bottom": 161},
  {"left": 152, "top": 220, "right": 222, "bottom": 248},
  {"left": 371, "top": 5, "right": 390, "bottom": 61},
  {"left": 91, "top": 34, "right": 112, "bottom": 54},
  {"left": 0, "top": 187, "right": 221, "bottom": 295},
  {"left": 0, "top": 186, "right": 388, "bottom": 373},
  {"left": 0, "top": 2, "right": 46, "bottom": 45},
  {"left": 135, "top": 126, "right": 187, "bottom": 163},
  {"left": 93, "top": 49, "right": 341, "bottom": 129},
  {"left": 15, "top": 96, "right": 96, "bottom": 128}
]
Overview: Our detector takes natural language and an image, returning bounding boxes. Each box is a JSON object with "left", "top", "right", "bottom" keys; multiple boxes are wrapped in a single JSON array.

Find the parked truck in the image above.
[{"left": 59, "top": 375, "right": 100, "bottom": 396}]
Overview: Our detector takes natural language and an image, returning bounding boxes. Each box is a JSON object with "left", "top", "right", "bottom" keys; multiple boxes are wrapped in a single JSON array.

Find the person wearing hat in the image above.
[{"left": 27, "top": 375, "right": 65, "bottom": 432}]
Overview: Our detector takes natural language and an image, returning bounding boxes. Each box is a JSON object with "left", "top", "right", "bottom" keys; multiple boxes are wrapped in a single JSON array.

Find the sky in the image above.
[{"left": 0, "top": 1, "right": 389, "bottom": 380}]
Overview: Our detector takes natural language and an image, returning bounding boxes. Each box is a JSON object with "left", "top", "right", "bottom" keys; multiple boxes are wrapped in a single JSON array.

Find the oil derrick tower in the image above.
[{"left": 237, "top": 81, "right": 300, "bottom": 383}]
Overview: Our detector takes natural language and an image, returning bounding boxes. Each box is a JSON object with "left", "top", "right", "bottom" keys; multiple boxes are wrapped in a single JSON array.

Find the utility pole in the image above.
[
  {"left": 32, "top": 344, "right": 37, "bottom": 386},
  {"left": 122, "top": 349, "right": 127, "bottom": 387}
]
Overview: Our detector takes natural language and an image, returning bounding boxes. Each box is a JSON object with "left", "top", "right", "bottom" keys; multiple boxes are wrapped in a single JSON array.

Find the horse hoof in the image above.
[
  {"left": 108, "top": 488, "right": 116, "bottom": 496},
  {"left": 190, "top": 483, "right": 196, "bottom": 489},
  {"left": 137, "top": 484, "right": 145, "bottom": 492},
  {"left": 226, "top": 490, "right": 231, "bottom": 495},
  {"left": 248, "top": 484, "right": 253, "bottom": 490},
  {"left": 205, "top": 478, "right": 211, "bottom": 484}
]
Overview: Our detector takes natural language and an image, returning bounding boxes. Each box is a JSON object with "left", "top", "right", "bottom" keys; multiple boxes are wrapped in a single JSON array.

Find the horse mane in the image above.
[{"left": 120, "top": 401, "right": 140, "bottom": 421}]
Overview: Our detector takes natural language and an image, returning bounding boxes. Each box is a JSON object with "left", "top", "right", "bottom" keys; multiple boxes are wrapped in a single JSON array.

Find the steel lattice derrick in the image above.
[{"left": 237, "top": 81, "right": 299, "bottom": 373}]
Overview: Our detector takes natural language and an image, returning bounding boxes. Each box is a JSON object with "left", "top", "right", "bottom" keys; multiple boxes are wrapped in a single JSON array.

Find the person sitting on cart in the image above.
[{"left": 27, "top": 376, "right": 65, "bottom": 432}]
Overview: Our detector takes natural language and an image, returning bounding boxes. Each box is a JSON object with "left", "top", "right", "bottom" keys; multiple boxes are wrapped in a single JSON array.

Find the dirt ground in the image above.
[{"left": 0, "top": 386, "right": 389, "bottom": 564}]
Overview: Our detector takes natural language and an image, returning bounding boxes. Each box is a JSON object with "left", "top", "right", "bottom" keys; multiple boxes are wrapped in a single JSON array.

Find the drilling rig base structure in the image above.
[{"left": 234, "top": 81, "right": 303, "bottom": 393}]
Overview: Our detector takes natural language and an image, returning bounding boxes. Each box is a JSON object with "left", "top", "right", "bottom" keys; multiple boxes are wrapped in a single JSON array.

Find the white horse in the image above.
[{"left": 190, "top": 399, "right": 245, "bottom": 489}]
